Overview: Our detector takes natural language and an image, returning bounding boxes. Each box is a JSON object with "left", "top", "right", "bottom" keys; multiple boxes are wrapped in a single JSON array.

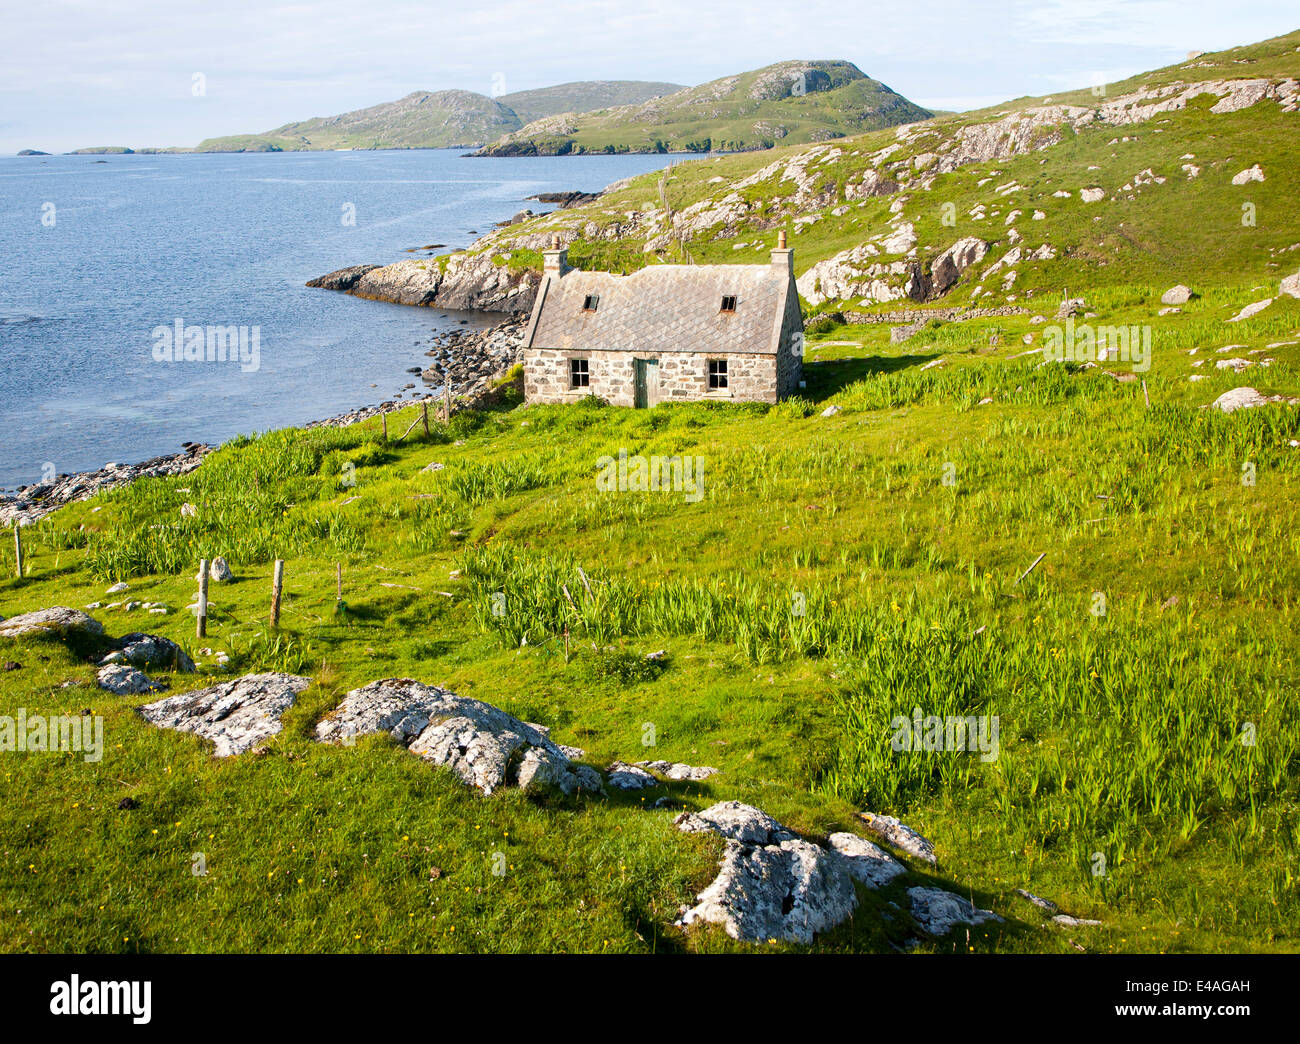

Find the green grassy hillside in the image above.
[
  {"left": 4, "top": 32, "right": 1300, "bottom": 955},
  {"left": 497, "top": 81, "right": 685, "bottom": 124},
  {"left": 473, "top": 60, "right": 932, "bottom": 155}
]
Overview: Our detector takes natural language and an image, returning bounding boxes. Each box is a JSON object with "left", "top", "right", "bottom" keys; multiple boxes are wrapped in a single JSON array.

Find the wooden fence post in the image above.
[
  {"left": 13, "top": 525, "right": 24, "bottom": 579},
  {"left": 443, "top": 372, "right": 452, "bottom": 423},
  {"left": 196, "top": 559, "right": 209, "bottom": 639},
  {"left": 335, "top": 562, "right": 343, "bottom": 603},
  {"left": 270, "top": 559, "right": 285, "bottom": 628},
  {"left": 421, "top": 400, "right": 429, "bottom": 437},
  {"left": 381, "top": 410, "right": 388, "bottom": 442}
]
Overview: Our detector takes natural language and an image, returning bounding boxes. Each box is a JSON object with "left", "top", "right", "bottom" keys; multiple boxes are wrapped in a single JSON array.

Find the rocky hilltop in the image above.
[{"left": 473, "top": 59, "right": 931, "bottom": 156}]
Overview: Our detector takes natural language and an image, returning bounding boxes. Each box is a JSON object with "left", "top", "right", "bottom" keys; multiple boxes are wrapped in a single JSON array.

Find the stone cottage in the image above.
[{"left": 522, "top": 233, "right": 804, "bottom": 406}]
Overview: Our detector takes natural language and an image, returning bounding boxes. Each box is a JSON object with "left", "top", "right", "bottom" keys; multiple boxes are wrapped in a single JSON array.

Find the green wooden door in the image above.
[{"left": 633, "top": 358, "right": 657, "bottom": 408}]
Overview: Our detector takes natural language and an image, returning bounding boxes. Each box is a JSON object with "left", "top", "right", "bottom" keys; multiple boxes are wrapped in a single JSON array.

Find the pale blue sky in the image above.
[{"left": 0, "top": 0, "right": 1295, "bottom": 153}]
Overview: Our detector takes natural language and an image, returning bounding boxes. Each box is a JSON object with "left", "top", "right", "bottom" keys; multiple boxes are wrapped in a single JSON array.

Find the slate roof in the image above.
[{"left": 524, "top": 263, "right": 794, "bottom": 355}]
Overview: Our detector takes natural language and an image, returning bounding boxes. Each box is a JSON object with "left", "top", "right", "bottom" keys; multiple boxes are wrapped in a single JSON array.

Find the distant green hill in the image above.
[
  {"left": 473, "top": 60, "right": 932, "bottom": 155},
  {"left": 193, "top": 81, "right": 685, "bottom": 153},
  {"left": 497, "top": 81, "right": 684, "bottom": 124},
  {"left": 195, "top": 90, "right": 521, "bottom": 152}
]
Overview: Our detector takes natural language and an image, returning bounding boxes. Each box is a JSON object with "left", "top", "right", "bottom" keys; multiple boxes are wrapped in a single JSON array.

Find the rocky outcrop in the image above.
[
  {"left": 315, "top": 678, "right": 604, "bottom": 796},
  {"left": 138, "top": 673, "right": 311, "bottom": 756},
  {"left": 0, "top": 607, "right": 104, "bottom": 639},
  {"left": 102, "top": 633, "right": 195, "bottom": 673},
  {"left": 636, "top": 760, "right": 719, "bottom": 781},
  {"left": 826, "top": 832, "right": 907, "bottom": 888},
  {"left": 0, "top": 444, "right": 211, "bottom": 527},
  {"left": 1209, "top": 386, "right": 1299, "bottom": 412},
  {"left": 674, "top": 803, "right": 855, "bottom": 944},
  {"left": 309, "top": 250, "right": 539, "bottom": 313}
]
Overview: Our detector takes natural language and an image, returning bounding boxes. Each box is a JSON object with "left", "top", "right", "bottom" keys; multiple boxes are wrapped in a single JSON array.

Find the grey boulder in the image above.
[
  {"left": 98, "top": 664, "right": 166, "bottom": 695},
  {"left": 907, "top": 886, "right": 1002, "bottom": 936},
  {"left": 102, "top": 632, "right": 195, "bottom": 673}
]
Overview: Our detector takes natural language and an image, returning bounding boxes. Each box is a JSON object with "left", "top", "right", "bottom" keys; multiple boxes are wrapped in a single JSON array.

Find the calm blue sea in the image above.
[{"left": 0, "top": 149, "right": 676, "bottom": 489}]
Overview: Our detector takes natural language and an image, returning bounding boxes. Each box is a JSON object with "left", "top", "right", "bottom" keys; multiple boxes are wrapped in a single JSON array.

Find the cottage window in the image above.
[
  {"left": 582, "top": 294, "right": 600, "bottom": 312},
  {"left": 708, "top": 359, "right": 728, "bottom": 389},
  {"left": 720, "top": 295, "right": 737, "bottom": 313},
  {"left": 569, "top": 358, "right": 589, "bottom": 388}
]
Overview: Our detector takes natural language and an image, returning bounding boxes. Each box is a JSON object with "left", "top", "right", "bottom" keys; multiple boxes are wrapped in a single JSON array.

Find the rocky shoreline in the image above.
[{"left": 2, "top": 315, "right": 527, "bottom": 528}]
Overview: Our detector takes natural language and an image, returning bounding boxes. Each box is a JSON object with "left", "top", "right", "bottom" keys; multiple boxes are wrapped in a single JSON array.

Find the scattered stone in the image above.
[
  {"left": 857, "top": 812, "right": 938, "bottom": 864},
  {"left": 1160, "top": 284, "right": 1193, "bottom": 305},
  {"left": 1014, "top": 888, "right": 1060, "bottom": 914},
  {"left": 180, "top": 503, "right": 197, "bottom": 518},
  {"left": 138, "top": 673, "right": 311, "bottom": 757},
  {"left": 820, "top": 405, "right": 842, "bottom": 417},
  {"left": 827, "top": 832, "right": 907, "bottom": 888},
  {"left": 1079, "top": 187, "right": 1105, "bottom": 202},
  {"left": 97, "top": 664, "right": 166, "bottom": 695},
  {"left": 106, "top": 582, "right": 130, "bottom": 594},
  {"left": 1052, "top": 913, "right": 1103, "bottom": 927},
  {"left": 636, "top": 760, "right": 718, "bottom": 781},
  {"left": 421, "top": 461, "right": 445, "bottom": 473},
  {"left": 205, "top": 557, "right": 233, "bottom": 582},
  {"left": 315, "top": 678, "right": 603, "bottom": 796},
  {"left": 607, "top": 761, "right": 658, "bottom": 789},
  {"left": 1281, "top": 273, "right": 1300, "bottom": 299},
  {"left": 2, "top": 661, "right": 22, "bottom": 671},
  {"left": 1231, "top": 164, "right": 1264, "bottom": 185},
  {"left": 0, "top": 607, "right": 104, "bottom": 639},
  {"left": 908, "top": 886, "right": 1002, "bottom": 936},
  {"left": 117, "top": 797, "right": 138, "bottom": 810}
]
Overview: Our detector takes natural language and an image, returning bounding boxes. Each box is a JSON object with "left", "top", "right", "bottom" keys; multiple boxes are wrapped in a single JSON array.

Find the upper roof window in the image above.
[
  {"left": 720, "top": 295, "right": 737, "bottom": 313},
  {"left": 582, "top": 294, "right": 600, "bottom": 312}
]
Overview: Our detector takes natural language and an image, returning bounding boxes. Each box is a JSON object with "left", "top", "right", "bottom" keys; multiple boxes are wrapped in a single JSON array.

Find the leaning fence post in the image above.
[
  {"left": 335, "top": 562, "right": 343, "bottom": 604},
  {"left": 197, "top": 559, "right": 209, "bottom": 639},
  {"left": 381, "top": 410, "right": 388, "bottom": 442},
  {"left": 421, "top": 401, "right": 429, "bottom": 437},
  {"left": 13, "top": 525, "right": 23, "bottom": 579},
  {"left": 270, "top": 559, "right": 285, "bottom": 628}
]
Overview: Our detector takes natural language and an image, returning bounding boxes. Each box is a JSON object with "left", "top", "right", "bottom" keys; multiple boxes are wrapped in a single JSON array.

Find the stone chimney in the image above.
[
  {"left": 542, "top": 233, "right": 569, "bottom": 278},
  {"left": 771, "top": 229, "right": 793, "bottom": 274}
]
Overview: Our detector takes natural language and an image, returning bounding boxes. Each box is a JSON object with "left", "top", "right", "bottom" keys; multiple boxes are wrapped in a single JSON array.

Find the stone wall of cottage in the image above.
[{"left": 524, "top": 349, "right": 783, "bottom": 406}]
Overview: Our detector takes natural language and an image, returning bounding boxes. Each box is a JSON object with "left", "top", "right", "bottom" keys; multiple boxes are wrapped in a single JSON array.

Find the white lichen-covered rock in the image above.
[
  {"left": 138, "top": 673, "right": 310, "bottom": 757},
  {"left": 1161, "top": 284, "right": 1193, "bottom": 305},
  {"left": 0, "top": 607, "right": 104, "bottom": 639},
  {"left": 1227, "top": 298, "right": 1273, "bottom": 322},
  {"left": 1281, "top": 273, "right": 1300, "bottom": 299},
  {"left": 678, "top": 837, "right": 858, "bottom": 944},
  {"left": 1211, "top": 386, "right": 1269, "bottom": 412},
  {"left": 1079, "top": 187, "right": 1106, "bottom": 202},
  {"left": 675, "top": 801, "right": 796, "bottom": 844},
  {"left": 637, "top": 760, "right": 719, "bottom": 781},
  {"left": 606, "top": 761, "right": 658, "bottom": 789},
  {"left": 907, "top": 886, "right": 1002, "bottom": 936},
  {"left": 315, "top": 678, "right": 603, "bottom": 796},
  {"left": 101, "top": 632, "right": 195, "bottom": 673},
  {"left": 826, "top": 832, "right": 907, "bottom": 888},
  {"left": 1231, "top": 164, "right": 1265, "bottom": 185},
  {"left": 196, "top": 556, "right": 233, "bottom": 582},
  {"left": 858, "top": 812, "right": 938, "bottom": 864},
  {"left": 97, "top": 664, "right": 166, "bottom": 695}
]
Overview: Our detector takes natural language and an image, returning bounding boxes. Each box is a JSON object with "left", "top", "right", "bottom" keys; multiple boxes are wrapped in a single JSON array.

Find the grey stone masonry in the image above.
[{"left": 524, "top": 233, "right": 803, "bottom": 405}]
